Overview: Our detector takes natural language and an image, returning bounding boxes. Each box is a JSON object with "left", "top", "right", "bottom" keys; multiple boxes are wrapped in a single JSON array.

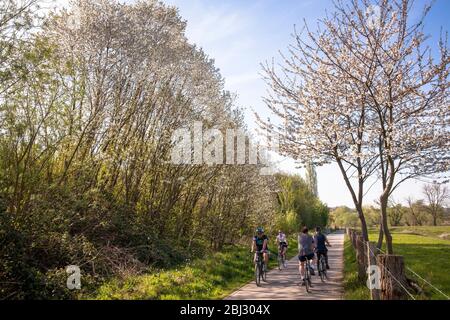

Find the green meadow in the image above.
[{"left": 344, "top": 226, "right": 450, "bottom": 300}]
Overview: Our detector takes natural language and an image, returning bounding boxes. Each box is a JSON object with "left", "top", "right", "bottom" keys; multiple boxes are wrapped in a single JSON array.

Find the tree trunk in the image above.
[
  {"left": 380, "top": 196, "right": 393, "bottom": 254},
  {"left": 356, "top": 205, "right": 369, "bottom": 242},
  {"left": 355, "top": 233, "right": 366, "bottom": 281},
  {"left": 335, "top": 157, "right": 369, "bottom": 242},
  {"left": 377, "top": 220, "right": 383, "bottom": 249}
]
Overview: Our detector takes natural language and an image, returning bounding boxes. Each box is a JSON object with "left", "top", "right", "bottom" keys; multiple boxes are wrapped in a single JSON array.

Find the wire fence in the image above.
[
  {"left": 362, "top": 238, "right": 416, "bottom": 300},
  {"left": 345, "top": 228, "right": 450, "bottom": 300},
  {"left": 374, "top": 245, "right": 450, "bottom": 300}
]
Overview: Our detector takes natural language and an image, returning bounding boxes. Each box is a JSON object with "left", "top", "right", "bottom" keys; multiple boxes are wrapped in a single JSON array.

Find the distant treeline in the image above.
[{"left": 330, "top": 189, "right": 449, "bottom": 229}]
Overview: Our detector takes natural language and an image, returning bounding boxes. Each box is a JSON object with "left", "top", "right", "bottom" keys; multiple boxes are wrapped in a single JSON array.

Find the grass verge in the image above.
[
  {"left": 343, "top": 235, "right": 370, "bottom": 300},
  {"left": 86, "top": 235, "right": 299, "bottom": 300}
]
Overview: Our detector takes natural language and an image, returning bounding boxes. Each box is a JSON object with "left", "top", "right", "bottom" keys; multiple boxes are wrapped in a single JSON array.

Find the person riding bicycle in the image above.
[
  {"left": 298, "top": 226, "right": 315, "bottom": 285},
  {"left": 252, "top": 227, "right": 269, "bottom": 272},
  {"left": 276, "top": 230, "right": 288, "bottom": 267},
  {"left": 314, "top": 226, "right": 331, "bottom": 270}
]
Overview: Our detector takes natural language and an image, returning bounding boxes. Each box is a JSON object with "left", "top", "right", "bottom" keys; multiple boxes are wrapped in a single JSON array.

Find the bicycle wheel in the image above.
[
  {"left": 322, "top": 258, "right": 328, "bottom": 280},
  {"left": 255, "top": 263, "right": 260, "bottom": 286},
  {"left": 305, "top": 262, "right": 311, "bottom": 292},
  {"left": 305, "top": 271, "right": 311, "bottom": 292},
  {"left": 262, "top": 262, "right": 267, "bottom": 282},
  {"left": 278, "top": 254, "right": 282, "bottom": 270},
  {"left": 319, "top": 258, "right": 325, "bottom": 282}
]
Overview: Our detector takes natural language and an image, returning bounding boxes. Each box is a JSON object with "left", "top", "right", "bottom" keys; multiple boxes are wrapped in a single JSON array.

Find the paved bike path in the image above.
[{"left": 225, "top": 230, "right": 345, "bottom": 300}]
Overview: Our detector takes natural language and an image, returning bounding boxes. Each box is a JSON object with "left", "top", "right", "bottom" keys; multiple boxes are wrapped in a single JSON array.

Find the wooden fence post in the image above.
[
  {"left": 355, "top": 234, "right": 366, "bottom": 281},
  {"left": 366, "top": 242, "right": 381, "bottom": 300},
  {"left": 351, "top": 230, "right": 357, "bottom": 249},
  {"left": 377, "top": 254, "right": 409, "bottom": 300}
]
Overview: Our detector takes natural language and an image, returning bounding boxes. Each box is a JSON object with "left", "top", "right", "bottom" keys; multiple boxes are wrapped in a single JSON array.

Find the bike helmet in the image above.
[{"left": 256, "top": 226, "right": 264, "bottom": 233}]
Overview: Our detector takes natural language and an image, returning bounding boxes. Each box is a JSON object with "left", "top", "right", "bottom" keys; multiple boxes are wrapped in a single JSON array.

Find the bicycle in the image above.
[
  {"left": 254, "top": 250, "right": 267, "bottom": 286},
  {"left": 318, "top": 252, "right": 328, "bottom": 282},
  {"left": 277, "top": 244, "right": 287, "bottom": 270},
  {"left": 300, "top": 257, "right": 313, "bottom": 293}
]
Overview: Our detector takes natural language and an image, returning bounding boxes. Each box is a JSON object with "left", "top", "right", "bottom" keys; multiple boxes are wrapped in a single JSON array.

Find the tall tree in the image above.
[
  {"left": 405, "top": 198, "right": 427, "bottom": 226},
  {"left": 258, "top": 0, "right": 449, "bottom": 252},
  {"left": 423, "top": 183, "right": 449, "bottom": 226},
  {"left": 0, "top": 0, "right": 281, "bottom": 298},
  {"left": 387, "top": 200, "right": 405, "bottom": 227},
  {"left": 305, "top": 162, "right": 318, "bottom": 197}
]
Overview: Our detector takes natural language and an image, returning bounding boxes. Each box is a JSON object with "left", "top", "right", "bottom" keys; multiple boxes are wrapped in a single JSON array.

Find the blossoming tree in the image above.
[{"left": 259, "top": 0, "right": 449, "bottom": 252}]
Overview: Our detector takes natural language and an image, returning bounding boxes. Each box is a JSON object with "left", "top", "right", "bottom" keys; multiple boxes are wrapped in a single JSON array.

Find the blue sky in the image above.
[{"left": 161, "top": 0, "right": 450, "bottom": 208}]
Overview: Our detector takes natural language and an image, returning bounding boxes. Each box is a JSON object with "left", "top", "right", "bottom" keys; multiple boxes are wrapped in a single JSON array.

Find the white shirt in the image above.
[{"left": 276, "top": 233, "right": 287, "bottom": 243}]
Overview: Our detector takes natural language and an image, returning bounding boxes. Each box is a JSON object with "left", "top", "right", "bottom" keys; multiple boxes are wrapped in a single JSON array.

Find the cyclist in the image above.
[
  {"left": 251, "top": 227, "right": 269, "bottom": 272},
  {"left": 298, "top": 226, "right": 315, "bottom": 285},
  {"left": 314, "top": 226, "right": 331, "bottom": 270},
  {"left": 276, "top": 230, "right": 288, "bottom": 267}
]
